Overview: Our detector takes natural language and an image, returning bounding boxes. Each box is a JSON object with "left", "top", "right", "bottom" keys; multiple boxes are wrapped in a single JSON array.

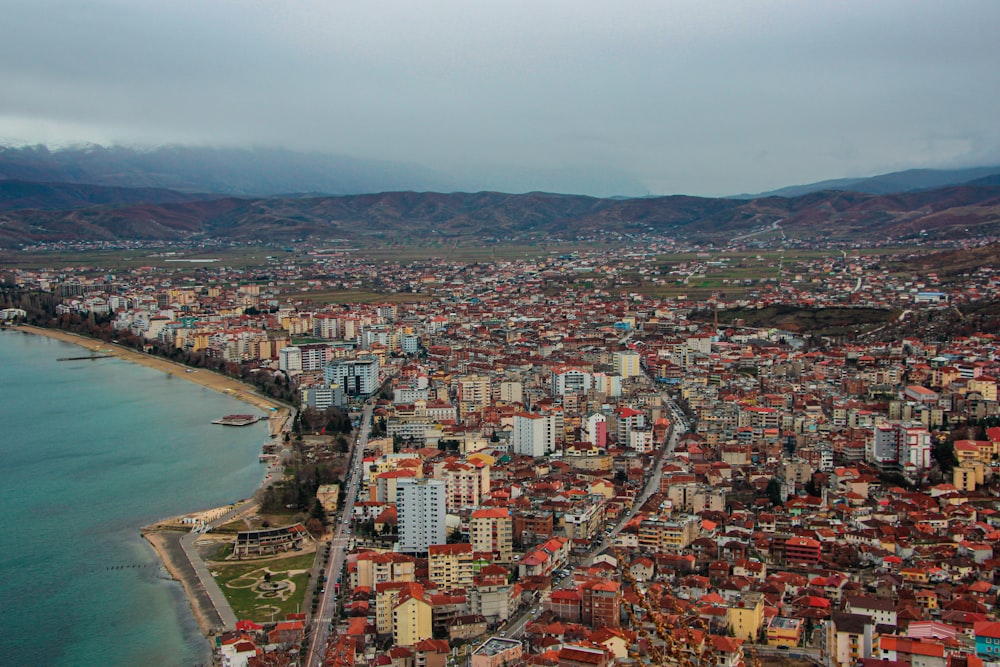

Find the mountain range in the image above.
[{"left": 1, "top": 144, "right": 999, "bottom": 247}]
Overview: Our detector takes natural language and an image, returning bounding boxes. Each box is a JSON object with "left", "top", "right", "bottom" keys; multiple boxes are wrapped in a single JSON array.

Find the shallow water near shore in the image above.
[{"left": 0, "top": 331, "right": 269, "bottom": 666}]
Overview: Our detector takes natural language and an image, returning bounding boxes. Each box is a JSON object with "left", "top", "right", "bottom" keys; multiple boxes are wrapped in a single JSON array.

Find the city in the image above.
[{"left": 3, "top": 236, "right": 1000, "bottom": 667}]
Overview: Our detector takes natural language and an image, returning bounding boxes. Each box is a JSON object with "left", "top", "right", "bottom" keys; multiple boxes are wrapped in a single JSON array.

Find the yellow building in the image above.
[
  {"left": 393, "top": 593, "right": 433, "bottom": 647},
  {"left": 766, "top": 617, "right": 803, "bottom": 647},
  {"left": 353, "top": 551, "right": 416, "bottom": 589},
  {"left": 637, "top": 514, "right": 700, "bottom": 551},
  {"left": 470, "top": 507, "right": 514, "bottom": 564},
  {"left": 728, "top": 592, "right": 765, "bottom": 641},
  {"left": 954, "top": 462, "right": 984, "bottom": 491},
  {"left": 428, "top": 543, "right": 474, "bottom": 589}
]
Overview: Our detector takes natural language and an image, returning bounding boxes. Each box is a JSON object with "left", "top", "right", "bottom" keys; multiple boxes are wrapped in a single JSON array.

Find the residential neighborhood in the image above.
[{"left": 5, "top": 240, "right": 1000, "bottom": 667}]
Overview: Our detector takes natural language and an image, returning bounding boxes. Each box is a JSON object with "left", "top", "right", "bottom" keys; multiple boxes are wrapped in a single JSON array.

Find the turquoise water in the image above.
[{"left": 0, "top": 331, "right": 271, "bottom": 666}]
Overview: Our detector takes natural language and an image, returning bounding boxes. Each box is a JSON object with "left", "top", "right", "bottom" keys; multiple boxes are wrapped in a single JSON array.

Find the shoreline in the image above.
[
  {"left": 10, "top": 324, "right": 291, "bottom": 437},
  {"left": 8, "top": 324, "right": 293, "bottom": 639}
]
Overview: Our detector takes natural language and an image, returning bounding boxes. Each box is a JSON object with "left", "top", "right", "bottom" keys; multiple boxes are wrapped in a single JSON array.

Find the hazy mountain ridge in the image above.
[
  {"left": 0, "top": 144, "right": 459, "bottom": 196},
  {"left": 0, "top": 144, "right": 650, "bottom": 198},
  {"left": 2, "top": 184, "right": 999, "bottom": 247},
  {"left": 0, "top": 179, "right": 215, "bottom": 211},
  {"left": 739, "top": 166, "right": 1000, "bottom": 198}
]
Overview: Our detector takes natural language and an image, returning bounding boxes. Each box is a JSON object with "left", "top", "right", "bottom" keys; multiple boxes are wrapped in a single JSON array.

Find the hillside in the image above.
[
  {"left": 0, "top": 180, "right": 212, "bottom": 211},
  {"left": 2, "top": 185, "right": 999, "bottom": 247},
  {"left": 742, "top": 166, "right": 1000, "bottom": 198}
]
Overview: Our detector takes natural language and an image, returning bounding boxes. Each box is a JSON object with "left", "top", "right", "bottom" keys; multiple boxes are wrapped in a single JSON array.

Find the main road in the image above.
[
  {"left": 304, "top": 401, "right": 374, "bottom": 667},
  {"left": 580, "top": 387, "right": 687, "bottom": 568}
]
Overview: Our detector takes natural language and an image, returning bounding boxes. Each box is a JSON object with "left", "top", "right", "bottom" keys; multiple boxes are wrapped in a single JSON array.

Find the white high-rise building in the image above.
[
  {"left": 397, "top": 478, "right": 447, "bottom": 554},
  {"left": 278, "top": 346, "right": 302, "bottom": 373},
  {"left": 324, "top": 355, "right": 380, "bottom": 397},
  {"left": 511, "top": 413, "right": 555, "bottom": 458},
  {"left": 551, "top": 367, "right": 592, "bottom": 396}
]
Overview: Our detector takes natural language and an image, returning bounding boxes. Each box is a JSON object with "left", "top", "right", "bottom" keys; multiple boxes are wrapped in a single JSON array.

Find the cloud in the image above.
[{"left": 1, "top": 0, "right": 998, "bottom": 196}]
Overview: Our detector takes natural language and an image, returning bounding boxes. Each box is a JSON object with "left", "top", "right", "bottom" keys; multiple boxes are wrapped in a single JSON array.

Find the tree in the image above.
[
  {"left": 933, "top": 439, "right": 958, "bottom": 474},
  {"left": 766, "top": 477, "right": 783, "bottom": 507},
  {"left": 305, "top": 518, "right": 324, "bottom": 538},
  {"left": 309, "top": 498, "right": 327, "bottom": 523}
]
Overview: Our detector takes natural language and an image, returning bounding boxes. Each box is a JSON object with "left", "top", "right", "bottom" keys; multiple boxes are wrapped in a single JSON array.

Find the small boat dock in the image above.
[{"left": 212, "top": 414, "right": 262, "bottom": 426}]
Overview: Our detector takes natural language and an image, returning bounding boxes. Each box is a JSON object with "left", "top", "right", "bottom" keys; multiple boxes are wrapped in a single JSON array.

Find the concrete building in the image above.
[
  {"left": 470, "top": 507, "right": 514, "bottom": 564},
  {"left": 397, "top": 479, "right": 447, "bottom": 554},
  {"left": 470, "top": 638, "right": 523, "bottom": 667},
  {"left": 428, "top": 543, "right": 474, "bottom": 589},
  {"left": 551, "top": 367, "right": 592, "bottom": 396},
  {"left": 324, "top": 355, "right": 380, "bottom": 397},
  {"left": 457, "top": 374, "right": 490, "bottom": 423},
  {"left": 728, "top": 591, "right": 765, "bottom": 641},
  {"left": 511, "top": 413, "right": 556, "bottom": 458},
  {"left": 613, "top": 350, "right": 641, "bottom": 379}
]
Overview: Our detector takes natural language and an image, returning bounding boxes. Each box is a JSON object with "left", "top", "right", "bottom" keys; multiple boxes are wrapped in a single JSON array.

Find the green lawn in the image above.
[{"left": 211, "top": 551, "right": 317, "bottom": 623}]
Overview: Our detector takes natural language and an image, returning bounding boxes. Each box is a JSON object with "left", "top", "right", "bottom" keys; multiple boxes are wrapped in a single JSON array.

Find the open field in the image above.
[{"left": 3, "top": 245, "right": 296, "bottom": 271}]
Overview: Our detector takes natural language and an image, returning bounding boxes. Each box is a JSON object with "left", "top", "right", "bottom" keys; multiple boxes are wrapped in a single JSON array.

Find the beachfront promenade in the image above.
[{"left": 178, "top": 503, "right": 252, "bottom": 632}]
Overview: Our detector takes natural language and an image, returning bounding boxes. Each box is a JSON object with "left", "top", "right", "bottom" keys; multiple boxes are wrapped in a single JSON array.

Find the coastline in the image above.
[
  {"left": 8, "top": 324, "right": 292, "bottom": 639},
  {"left": 10, "top": 324, "right": 291, "bottom": 437}
]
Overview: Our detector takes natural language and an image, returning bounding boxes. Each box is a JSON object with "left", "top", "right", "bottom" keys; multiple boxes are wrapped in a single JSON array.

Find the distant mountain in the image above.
[
  {"left": 3, "top": 184, "right": 999, "bottom": 247},
  {"left": 0, "top": 144, "right": 650, "bottom": 198},
  {"left": 0, "top": 144, "right": 459, "bottom": 196},
  {"left": 0, "top": 179, "right": 213, "bottom": 212},
  {"left": 736, "top": 166, "right": 1000, "bottom": 198}
]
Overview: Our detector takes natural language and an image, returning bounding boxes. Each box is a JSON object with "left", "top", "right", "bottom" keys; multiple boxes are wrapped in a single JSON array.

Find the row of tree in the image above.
[{"left": 1, "top": 287, "right": 297, "bottom": 403}]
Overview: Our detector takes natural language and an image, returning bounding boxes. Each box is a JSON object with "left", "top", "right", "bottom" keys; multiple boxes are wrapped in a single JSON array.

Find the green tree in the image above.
[{"left": 766, "top": 477, "right": 783, "bottom": 507}]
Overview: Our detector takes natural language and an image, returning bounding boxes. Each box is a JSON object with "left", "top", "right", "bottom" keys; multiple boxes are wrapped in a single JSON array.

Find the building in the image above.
[
  {"left": 825, "top": 612, "right": 875, "bottom": 667},
  {"left": 974, "top": 621, "right": 1000, "bottom": 659},
  {"left": 470, "top": 507, "right": 514, "bottom": 564},
  {"left": 558, "top": 645, "right": 612, "bottom": 667},
  {"left": 767, "top": 617, "right": 804, "bottom": 647},
  {"left": 867, "top": 421, "right": 932, "bottom": 473},
  {"left": 278, "top": 346, "right": 302, "bottom": 373},
  {"left": 457, "top": 374, "right": 491, "bottom": 423},
  {"left": 581, "top": 580, "right": 622, "bottom": 629},
  {"left": 397, "top": 479, "right": 447, "bottom": 554},
  {"left": 324, "top": 355, "right": 380, "bottom": 397},
  {"left": 637, "top": 514, "right": 700, "bottom": 551},
  {"left": 393, "top": 591, "right": 433, "bottom": 647},
  {"left": 785, "top": 536, "right": 822, "bottom": 565},
  {"left": 428, "top": 543, "right": 474, "bottom": 589},
  {"left": 728, "top": 592, "right": 765, "bottom": 641},
  {"left": 613, "top": 351, "right": 641, "bottom": 379},
  {"left": 470, "top": 638, "right": 524, "bottom": 667},
  {"left": 511, "top": 413, "right": 556, "bottom": 458},
  {"left": 434, "top": 460, "right": 490, "bottom": 512},
  {"left": 551, "top": 367, "right": 592, "bottom": 396},
  {"left": 582, "top": 412, "right": 608, "bottom": 448}
]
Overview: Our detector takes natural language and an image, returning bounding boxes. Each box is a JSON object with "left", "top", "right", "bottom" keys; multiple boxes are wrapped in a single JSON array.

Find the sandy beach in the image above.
[
  {"left": 143, "top": 529, "right": 223, "bottom": 634},
  {"left": 12, "top": 323, "right": 293, "bottom": 637}
]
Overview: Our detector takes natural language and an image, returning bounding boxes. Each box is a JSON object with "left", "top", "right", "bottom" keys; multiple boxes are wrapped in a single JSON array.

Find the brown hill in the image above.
[{"left": 2, "top": 185, "right": 999, "bottom": 247}]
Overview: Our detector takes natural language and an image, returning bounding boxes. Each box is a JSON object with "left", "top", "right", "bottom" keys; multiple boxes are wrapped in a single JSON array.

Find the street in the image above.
[{"left": 304, "top": 401, "right": 374, "bottom": 667}]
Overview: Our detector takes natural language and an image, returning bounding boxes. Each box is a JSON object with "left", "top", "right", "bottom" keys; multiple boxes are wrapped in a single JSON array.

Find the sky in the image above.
[{"left": 1, "top": 0, "right": 999, "bottom": 197}]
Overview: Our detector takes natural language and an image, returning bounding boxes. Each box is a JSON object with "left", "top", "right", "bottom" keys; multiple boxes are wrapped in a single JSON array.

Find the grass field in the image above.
[{"left": 212, "top": 551, "right": 316, "bottom": 623}]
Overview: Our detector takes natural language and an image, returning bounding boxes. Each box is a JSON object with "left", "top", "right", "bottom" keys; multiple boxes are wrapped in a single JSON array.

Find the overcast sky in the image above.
[{"left": 1, "top": 0, "right": 998, "bottom": 196}]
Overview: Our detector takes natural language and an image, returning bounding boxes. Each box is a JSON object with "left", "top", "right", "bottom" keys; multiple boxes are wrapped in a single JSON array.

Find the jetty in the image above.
[
  {"left": 57, "top": 354, "right": 114, "bottom": 361},
  {"left": 212, "top": 414, "right": 261, "bottom": 426}
]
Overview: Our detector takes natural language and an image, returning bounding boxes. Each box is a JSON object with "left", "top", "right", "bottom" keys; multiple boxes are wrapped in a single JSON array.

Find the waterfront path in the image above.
[{"left": 179, "top": 501, "right": 259, "bottom": 633}]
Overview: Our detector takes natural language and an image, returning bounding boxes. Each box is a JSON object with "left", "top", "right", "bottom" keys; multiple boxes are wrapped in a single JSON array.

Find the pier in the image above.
[{"left": 57, "top": 355, "right": 114, "bottom": 361}]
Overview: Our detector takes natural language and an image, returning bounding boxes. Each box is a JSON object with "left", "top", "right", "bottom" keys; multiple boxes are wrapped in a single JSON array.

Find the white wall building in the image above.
[
  {"left": 324, "top": 355, "right": 380, "bottom": 397},
  {"left": 511, "top": 413, "right": 555, "bottom": 458},
  {"left": 397, "top": 478, "right": 447, "bottom": 554}
]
